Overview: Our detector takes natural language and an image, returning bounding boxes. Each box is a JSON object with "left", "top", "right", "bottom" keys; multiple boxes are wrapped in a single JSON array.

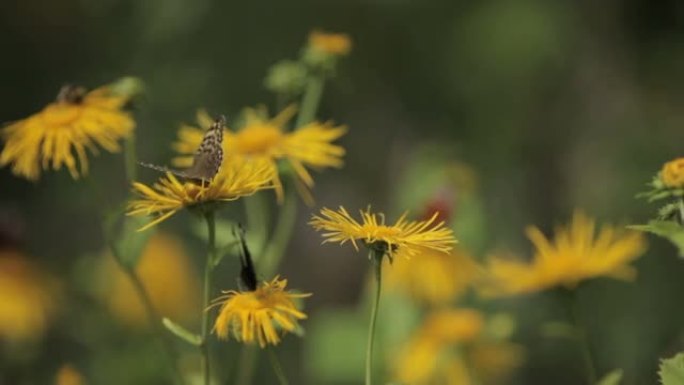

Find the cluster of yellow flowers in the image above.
[{"left": 0, "top": 27, "right": 663, "bottom": 385}]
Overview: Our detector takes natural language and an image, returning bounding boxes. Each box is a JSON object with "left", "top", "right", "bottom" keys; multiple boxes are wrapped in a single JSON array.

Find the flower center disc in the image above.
[
  {"left": 236, "top": 125, "right": 282, "bottom": 155},
  {"left": 41, "top": 104, "right": 81, "bottom": 127}
]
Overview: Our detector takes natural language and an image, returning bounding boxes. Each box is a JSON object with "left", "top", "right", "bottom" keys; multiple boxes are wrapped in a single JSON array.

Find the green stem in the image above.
[
  {"left": 566, "top": 290, "right": 597, "bottom": 385},
  {"left": 202, "top": 211, "right": 217, "bottom": 385},
  {"left": 244, "top": 193, "right": 270, "bottom": 256},
  {"left": 678, "top": 198, "right": 684, "bottom": 224},
  {"left": 234, "top": 345, "right": 258, "bottom": 385},
  {"left": 366, "top": 251, "right": 384, "bottom": 385},
  {"left": 124, "top": 134, "right": 137, "bottom": 183},
  {"left": 267, "top": 348, "right": 290, "bottom": 385},
  {"left": 110, "top": 252, "right": 183, "bottom": 385},
  {"left": 260, "top": 188, "right": 297, "bottom": 277},
  {"left": 295, "top": 74, "right": 325, "bottom": 128}
]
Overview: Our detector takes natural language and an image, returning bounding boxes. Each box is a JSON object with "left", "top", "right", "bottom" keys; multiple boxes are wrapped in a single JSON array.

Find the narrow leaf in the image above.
[
  {"left": 596, "top": 369, "right": 623, "bottom": 385},
  {"left": 162, "top": 318, "right": 202, "bottom": 346}
]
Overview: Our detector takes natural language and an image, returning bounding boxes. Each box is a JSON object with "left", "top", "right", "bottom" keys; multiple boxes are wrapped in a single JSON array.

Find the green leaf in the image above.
[
  {"left": 596, "top": 369, "right": 623, "bottom": 385},
  {"left": 162, "top": 318, "right": 201, "bottom": 346},
  {"left": 659, "top": 352, "right": 684, "bottom": 385},
  {"left": 540, "top": 321, "right": 577, "bottom": 339},
  {"left": 629, "top": 220, "right": 684, "bottom": 257}
]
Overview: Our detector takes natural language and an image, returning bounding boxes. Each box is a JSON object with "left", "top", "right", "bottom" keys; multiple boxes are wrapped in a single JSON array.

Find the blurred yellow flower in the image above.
[
  {"left": 172, "top": 107, "right": 346, "bottom": 202},
  {"left": 212, "top": 276, "right": 310, "bottom": 347},
  {"left": 0, "top": 250, "right": 56, "bottom": 341},
  {"left": 308, "top": 30, "right": 352, "bottom": 56},
  {"left": 54, "top": 364, "right": 86, "bottom": 385},
  {"left": 482, "top": 211, "right": 647, "bottom": 296},
  {"left": 101, "top": 233, "right": 200, "bottom": 327},
  {"left": 386, "top": 246, "right": 481, "bottom": 305},
  {"left": 394, "top": 309, "right": 522, "bottom": 385},
  {"left": 660, "top": 158, "right": 684, "bottom": 188},
  {"left": 128, "top": 157, "right": 276, "bottom": 231},
  {"left": 310, "top": 206, "right": 456, "bottom": 259},
  {"left": 0, "top": 84, "right": 134, "bottom": 181}
]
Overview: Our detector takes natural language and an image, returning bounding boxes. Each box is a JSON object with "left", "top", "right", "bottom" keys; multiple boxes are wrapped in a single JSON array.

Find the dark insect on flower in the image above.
[
  {"left": 234, "top": 224, "right": 258, "bottom": 291},
  {"left": 140, "top": 115, "right": 225, "bottom": 182},
  {"left": 56, "top": 84, "right": 87, "bottom": 104}
]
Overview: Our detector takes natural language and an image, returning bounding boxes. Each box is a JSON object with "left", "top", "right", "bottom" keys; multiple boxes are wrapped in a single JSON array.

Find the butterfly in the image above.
[
  {"left": 140, "top": 115, "right": 226, "bottom": 182},
  {"left": 233, "top": 224, "right": 258, "bottom": 291}
]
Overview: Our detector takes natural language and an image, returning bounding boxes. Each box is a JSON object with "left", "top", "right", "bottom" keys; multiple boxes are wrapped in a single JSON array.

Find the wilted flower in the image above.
[
  {"left": 100, "top": 233, "right": 200, "bottom": 327},
  {"left": 482, "top": 211, "right": 647, "bottom": 296},
  {"left": 128, "top": 157, "right": 276, "bottom": 230},
  {"left": 0, "top": 82, "right": 135, "bottom": 180},
  {"left": 172, "top": 107, "right": 346, "bottom": 202},
  {"left": 310, "top": 206, "right": 456, "bottom": 260},
  {"left": 212, "top": 276, "right": 310, "bottom": 347}
]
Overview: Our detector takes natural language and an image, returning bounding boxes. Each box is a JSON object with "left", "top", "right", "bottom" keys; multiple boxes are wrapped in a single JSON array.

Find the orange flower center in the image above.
[{"left": 235, "top": 124, "right": 283, "bottom": 155}]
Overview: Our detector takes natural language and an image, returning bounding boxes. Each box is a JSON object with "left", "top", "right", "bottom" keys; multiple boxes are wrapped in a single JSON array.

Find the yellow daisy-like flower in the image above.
[
  {"left": 393, "top": 309, "right": 522, "bottom": 385},
  {"left": 100, "top": 233, "right": 200, "bottom": 328},
  {"left": 127, "top": 157, "right": 276, "bottom": 231},
  {"left": 660, "top": 157, "right": 684, "bottom": 188},
  {"left": 310, "top": 206, "right": 457, "bottom": 259},
  {"left": 386, "top": 246, "right": 481, "bottom": 305},
  {"left": 1, "top": 84, "right": 134, "bottom": 181},
  {"left": 172, "top": 107, "right": 346, "bottom": 202},
  {"left": 54, "top": 364, "right": 86, "bottom": 385},
  {"left": 212, "top": 276, "right": 311, "bottom": 347},
  {"left": 308, "top": 30, "right": 353, "bottom": 56},
  {"left": 482, "top": 211, "right": 647, "bottom": 296},
  {"left": 0, "top": 250, "right": 57, "bottom": 341}
]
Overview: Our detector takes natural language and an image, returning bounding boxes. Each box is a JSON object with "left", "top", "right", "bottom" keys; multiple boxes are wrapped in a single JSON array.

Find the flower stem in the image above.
[
  {"left": 295, "top": 73, "right": 325, "bottom": 128},
  {"left": 109, "top": 251, "right": 184, "bottom": 385},
  {"left": 267, "top": 348, "right": 290, "bottom": 385},
  {"left": 261, "top": 188, "right": 297, "bottom": 277},
  {"left": 234, "top": 345, "right": 258, "bottom": 385},
  {"left": 202, "top": 211, "right": 217, "bottom": 385},
  {"left": 365, "top": 251, "right": 384, "bottom": 385},
  {"left": 566, "top": 290, "right": 597, "bottom": 384}
]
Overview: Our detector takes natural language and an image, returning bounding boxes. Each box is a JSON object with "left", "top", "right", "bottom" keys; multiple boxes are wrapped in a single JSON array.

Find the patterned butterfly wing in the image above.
[
  {"left": 138, "top": 115, "right": 225, "bottom": 182},
  {"left": 185, "top": 116, "right": 225, "bottom": 181}
]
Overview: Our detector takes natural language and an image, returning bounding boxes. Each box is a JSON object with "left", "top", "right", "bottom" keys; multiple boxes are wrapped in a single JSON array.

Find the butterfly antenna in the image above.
[{"left": 233, "top": 224, "right": 258, "bottom": 291}]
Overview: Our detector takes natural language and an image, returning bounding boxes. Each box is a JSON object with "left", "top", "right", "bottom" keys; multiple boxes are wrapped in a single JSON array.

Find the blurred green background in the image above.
[{"left": 2, "top": 0, "right": 684, "bottom": 384}]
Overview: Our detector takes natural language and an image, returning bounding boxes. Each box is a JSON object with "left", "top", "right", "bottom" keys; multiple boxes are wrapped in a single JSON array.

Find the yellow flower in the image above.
[
  {"left": 386, "top": 246, "right": 481, "bottom": 305},
  {"left": 128, "top": 157, "right": 276, "bottom": 230},
  {"left": 212, "top": 276, "right": 311, "bottom": 347},
  {"left": 1, "top": 84, "right": 134, "bottom": 181},
  {"left": 100, "top": 233, "right": 200, "bottom": 328},
  {"left": 172, "top": 107, "right": 346, "bottom": 202},
  {"left": 308, "top": 30, "right": 353, "bottom": 56},
  {"left": 0, "top": 250, "right": 56, "bottom": 341},
  {"left": 393, "top": 309, "right": 522, "bottom": 385},
  {"left": 310, "top": 206, "right": 457, "bottom": 259},
  {"left": 54, "top": 364, "right": 86, "bottom": 385},
  {"left": 482, "top": 211, "right": 647, "bottom": 296},
  {"left": 660, "top": 158, "right": 684, "bottom": 188}
]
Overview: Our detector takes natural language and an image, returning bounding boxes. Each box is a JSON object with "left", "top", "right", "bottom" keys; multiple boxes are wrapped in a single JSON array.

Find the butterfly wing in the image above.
[{"left": 185, "top": 116, "right": 225, "bottom": 181}]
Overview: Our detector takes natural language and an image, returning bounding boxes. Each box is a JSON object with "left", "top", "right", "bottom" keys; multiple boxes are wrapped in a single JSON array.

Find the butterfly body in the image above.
[{"left": 140, "top": 115, "right": 225, "bottom": 182}]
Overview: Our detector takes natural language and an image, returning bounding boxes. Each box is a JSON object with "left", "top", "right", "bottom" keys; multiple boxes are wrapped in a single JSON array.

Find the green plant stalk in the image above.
[
  {"left": 109, "top": 249, "right": 184, "bottom": 385},
  {"left": 267, "top": 348, "right": 290, "bottom": 385},
  {"left": 566, "top": 290, "right": 597, "bottom": 385},
  {"left": 202, "top": 211, "right": 217, "bottom": 385},
  {"left": 260, "top": 188, "right": 297, "bottom": 277},
  {"left": 295, "top": 73, "right": 325, "bottom": 128},
  {"left": 366, "top": 251, "right": 384, "bottom": 385},
  {"left": 244, "top": 193, "right": 271, "bottom": 256},
  {"left": 234, "top": 345, "right": 258, "bottom": 385}
]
